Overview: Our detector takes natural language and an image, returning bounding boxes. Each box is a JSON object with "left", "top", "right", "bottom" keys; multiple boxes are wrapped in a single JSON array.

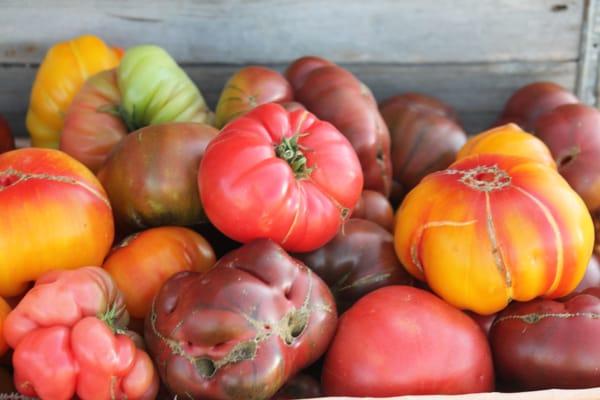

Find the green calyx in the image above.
[
  {"left": 97, "top": 104, "right": 139, "bottom": 132},
  {"left": 275, "top": 135, "right": 312, "bottom": 179},
  {"left": 98, "top": 303, "right": 127, "bottom": 335}
]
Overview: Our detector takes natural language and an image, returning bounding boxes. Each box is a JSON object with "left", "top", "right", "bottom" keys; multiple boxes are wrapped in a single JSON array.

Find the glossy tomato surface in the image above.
[
  {"left": 490, "top": 288, "right": 600, "bottom": 389},
  {"left": 322, "top": 286, "right": 494, "bottom": 396},
  {"left": 145, "top": 239, "right": 337, "bottom": 400},
  {"left": 199, "top": 103, "right": 363, "bottom": 252},
  {"left": 103, "top": 226, "right": 216, "bottom": 318}
]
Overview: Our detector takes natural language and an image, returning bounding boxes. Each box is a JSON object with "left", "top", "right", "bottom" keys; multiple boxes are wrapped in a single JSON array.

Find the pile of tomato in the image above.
[{"left": 0, "top": 34, "right": 599, "bottom": 400}]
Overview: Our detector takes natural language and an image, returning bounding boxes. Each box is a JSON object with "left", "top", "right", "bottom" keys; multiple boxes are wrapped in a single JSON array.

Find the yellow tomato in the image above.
[{"left": 26, "top": 35, "right": 120, "bottom": 148}]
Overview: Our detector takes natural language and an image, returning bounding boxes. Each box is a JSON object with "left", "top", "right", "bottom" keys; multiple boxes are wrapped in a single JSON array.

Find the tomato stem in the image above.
[
  {"left": 98, "top": 303, "right": 127, "bottom": 335},
  {"left": 276, "top": 134, "right": 313, "bottom": 179}
]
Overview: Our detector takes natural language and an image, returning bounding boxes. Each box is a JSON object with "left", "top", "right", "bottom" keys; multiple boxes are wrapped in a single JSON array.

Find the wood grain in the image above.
[
  {"left": 0, "top": 61, "right": 576, "bottom": 137},
  {"left": 0, "top": 0, "right": 584, "bottom": 64}
]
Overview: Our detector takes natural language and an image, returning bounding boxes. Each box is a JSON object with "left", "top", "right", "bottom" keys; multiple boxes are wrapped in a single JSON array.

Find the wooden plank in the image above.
[
  {"left": 0, "top": 0, "right": 584, "bottom": 64},
  {"left": 575, "top": 0, "right": 600, "bottom": 104},
  {"left": 0, "top": 60, "right": 576, "bottom": 138}
]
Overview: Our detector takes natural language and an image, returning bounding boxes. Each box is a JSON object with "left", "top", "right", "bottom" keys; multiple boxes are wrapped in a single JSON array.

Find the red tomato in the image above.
[
  {"left": 199, "top": 103, "right": 363, "bottom": 252},
  {"left": 322, "top": 286, "right": 494, "bottom": 397}
]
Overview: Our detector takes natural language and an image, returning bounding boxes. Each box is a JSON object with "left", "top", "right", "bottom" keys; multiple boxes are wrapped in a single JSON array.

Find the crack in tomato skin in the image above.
[
  {"left": 0, "top": 167, "right": 111, "bottom": 208},
  {"left": 148, "top": 269, "right": 332, "bottom": 380},
  {"left": 493, "top": 311, "right": 600, "bottom": 326}
]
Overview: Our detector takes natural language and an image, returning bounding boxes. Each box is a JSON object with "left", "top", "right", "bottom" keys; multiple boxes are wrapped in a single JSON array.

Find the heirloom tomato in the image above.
[
  {"left": 395, "top": 154, "right": 593, "bottom": 314},
  {"left": 0, "top": 148, "right": 114, "bottom": 297},
  {"left": 103, "top": 226, "right": 216, "bottom": 319},
  {"left": 199, "top": 103, "right": 363, "bottom": 252},
  {"left": 214, "top": 66, "right": 293, "bottom": 128},
  {"left": 26, "top": 35, "right": 120, "bottom": 148},
  {"left": 322, "top": 286, "right": 494, "bottom": 396},
  {"left": 4, "top": 267, "right": 158, "bottom": 400},
  {"left": 491, "top": 288, "right": 600, "bottom": 389},
  {"left": 286, "top": 56, "right": 392, "bottom": 196},
  {"left": 145, "top": 239, "right": 337, "bottom": 400},
  {"left": 457, "top": 123, "right": 555, "bottom": 168},
  {"left": 351, "top": 190, "right": 394, "bottom": 232}
]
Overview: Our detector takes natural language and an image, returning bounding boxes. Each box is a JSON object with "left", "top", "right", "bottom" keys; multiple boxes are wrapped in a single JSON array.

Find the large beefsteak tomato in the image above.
[
  {"left": 199, "top": 103, "right": 363, "bottom": 252},
  {"left": 395, "top": 153, "right": 594, "bottom": 315}
]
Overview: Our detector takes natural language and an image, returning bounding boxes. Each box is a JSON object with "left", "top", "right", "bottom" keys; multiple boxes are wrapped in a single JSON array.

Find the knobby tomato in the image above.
[{"left": 199, "top": 103, "right": 363, "bottom": 252}]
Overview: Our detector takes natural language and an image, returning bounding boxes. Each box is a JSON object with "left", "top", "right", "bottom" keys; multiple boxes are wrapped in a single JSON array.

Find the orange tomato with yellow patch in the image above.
[
  {"left": 26, "top": 35, "right": 121, "bottom": 148},
  {"left": 394, "top": 153, "right": 593, "bottom": 315},
  {"left": 457, "top": 123, "right": 555, "bottom": 168}
]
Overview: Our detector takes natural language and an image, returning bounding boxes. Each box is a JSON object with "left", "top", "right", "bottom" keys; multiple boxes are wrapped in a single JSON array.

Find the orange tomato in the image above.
[
  {"left": 457, "top": 123, "right": 556, "bottom": 168},
  {"left": 103, "top": 227, "right": 216, "bottom": 318},
  {"left": 0, "top": 298, "right": 11, "bottom": 356},
  {"left": 0, "top": 148, "right": 114, "bottom": 297},
  {"left": 394, "top": 153, "right": 593, "bottom": 315},
  {"left": 26, "top": 35, "right": 120, "bottom": 148}
]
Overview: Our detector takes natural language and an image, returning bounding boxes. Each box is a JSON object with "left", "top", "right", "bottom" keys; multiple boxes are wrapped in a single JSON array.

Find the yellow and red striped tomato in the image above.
[
  {"left": 394, "top": 153, "right": 593, "bottom": 315},
  {"left": 457, "top": 123, "right": 556, "bottom": 168},
  {"left": 0, "top": 148, "right": 114, "bottom": 297},
  {"left": 26, "top": 35, "right": 120, "bottom": 148}
]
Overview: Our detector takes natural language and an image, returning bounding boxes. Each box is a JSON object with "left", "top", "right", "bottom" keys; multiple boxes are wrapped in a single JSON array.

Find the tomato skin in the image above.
[
  {"left": 145, "top": 239, "right": 337, "bottom": 400},
  {"left": 286, "top": 56, "right": 391, "bottom": 196},
  {"left": 0, "top": 115, "right": 15, "bottom": 154},
  {"left": 4, "top": 267, "right": 158, "bottom": 400},
  {"left": 490, "top": 288, "right": 600, "bottom": 390},
  {"left": 103, "top": 226, "right": 216, "bottom": 319},
  {"left": 394, "top": 153, "right": 594, "bottom": 315},
  {"left": 0, "top": 148, "right": 114, "bottom": 297},
  {"left": 322, "top": 286, "right": 494, "bottom": 397},
  {"left": 60, "top": 69, "right": 126, "bottom": 173},
  {"left": 26, "top": 35, "right": 120, "bottom": 148},
  {"left": 379, "top": 93, "right": 466, "bottom": 200},
  {"left": 352, "top": 190, "right": 394, "bottom": 232},
  {"left": 98, "top": 122, "right": 218, "bottom": 232},
  {"left": 295, "top": 219, "right": 413, "bottom": 312},
  {"left": 497, "top": 82, "right": 578, "bottom": 131},
  {"left": 458, "top": 123, "right": 555, "bottom": 168},
  {"left": 215, "top": 66, "right": 293, "bottom": 128},
  {"left": 535, "top": 104, "right": 600, "bottom": 213},
  {"left": 199, "top": 103, "right": 363, "bottom": 252}
]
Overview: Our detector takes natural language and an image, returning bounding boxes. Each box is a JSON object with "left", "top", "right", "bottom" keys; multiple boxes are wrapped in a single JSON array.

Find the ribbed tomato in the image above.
[
  {"left": 457, "top": 123, "right": 555, "bottom": 168},
  {"left": 394, "top": 154, "right": 593, "bottom": 314},
  {"left": 199, "top": 103, "right": 363, "bottom": 252}
]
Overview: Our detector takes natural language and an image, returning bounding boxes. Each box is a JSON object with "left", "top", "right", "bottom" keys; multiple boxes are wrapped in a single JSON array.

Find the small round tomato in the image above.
[
  {"left": 103, "top": 226, "right": 216, "bottom": 319},
  {"left": 199, "top": 103, "right": 363, "bottom": 252},
  {"left": 351, "top": 190, "right": 394, "bottom": 232}
]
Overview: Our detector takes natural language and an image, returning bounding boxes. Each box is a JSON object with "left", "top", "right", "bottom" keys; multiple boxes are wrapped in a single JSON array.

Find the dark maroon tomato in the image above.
[
  {"left": 270, "top": 374, "right": 321, "bottom": 400},
  {"left": 295, "top": 219, "right": 413, "bottom": 313},
  {"left": 574, "top": 254, "right": 600, "bottom": 293},
  {"left": 534, "top": 104, "right": 600, "bottom": 212},
  {"left": 351, "top": 190, "right": 394, "bottom": 232},
  {"left": 97, "top": 122, "right": 218, "bottom": 232},
  {"left": 0, "top": 115, "right": 15, "bottom": 154},
  {"left": 286, "top": 56, "right": 392, "bottom": 196},
  {"left": 490, "top": 288, "right": 600, "bottom": 390},
  {"left": 379, "top": 93, "right": 458, "bottom": 126},
  {"left": 466, "top": 311, "right": 496, "bottom": 337},
  {"left": 379, "top": 93, "right": 467, "bottom": 192},
  {"left": 145, "top": 239, "right": 337, "bottom": 400},
  {"left": 499, "top": 82, "right": 579, "bottom": 131},
  {"left": 322, "top": 286, "right": 494, "bottom": 397}
]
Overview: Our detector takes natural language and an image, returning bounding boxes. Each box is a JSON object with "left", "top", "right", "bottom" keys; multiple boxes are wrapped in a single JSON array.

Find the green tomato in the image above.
[{"left": 117, "top": 45, "right": 213, "bottom": 130}]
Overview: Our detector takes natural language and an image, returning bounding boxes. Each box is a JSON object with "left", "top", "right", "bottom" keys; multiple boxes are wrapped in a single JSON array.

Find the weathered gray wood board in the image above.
[
  {"left": 0, "top": 0, "right": 584, "bottom": 64},
  {"left": 0, "top": 0, "right": 595, "bottom": 137}
]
